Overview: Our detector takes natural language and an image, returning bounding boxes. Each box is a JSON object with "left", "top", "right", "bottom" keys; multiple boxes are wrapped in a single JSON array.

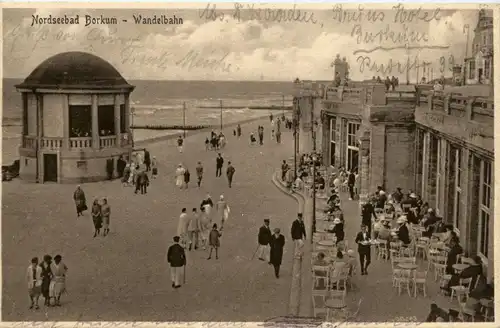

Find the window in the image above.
[
  {"left": 484, "top": 58, "right": 491, "bottom": 80},
  {"left": 98, "top": 105, "right": 115, "bottom": 136},
  {"left": 452, "top": 147, "right": 462, "bottom": 228},
  {"left": 329, "top": 117, "right": 337, "bottom": 166},
  {"left": 427, "top": 134, "right": 439, "bottom": 209},
  {"left": 346, "top": 122, "right": 360, "bottom": 172},
  {"left": 435, "top": 139, "right": 443, "bottom": 212},
  {"left": 479, "top": 160, "right": 492, "bottom": 258},
  {"left": 69, "top": 105, "right": 92, "bottom": 137},
  {"left": 120, "top": 104, "right": 127, "bottom": 133},
  {"left": 469, "top": 60, "right": 476, "bottom": 79}
]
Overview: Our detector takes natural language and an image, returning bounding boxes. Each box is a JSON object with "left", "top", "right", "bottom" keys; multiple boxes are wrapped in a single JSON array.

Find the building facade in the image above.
[
  {"left": 16, "top": 52, "right": 135, "bottom": 183},
  {"left": 464, "top": 9, "right": 494, "bottom": 85},
  {"left": 293, "top": 80, "right": 494, "bottom": 282}
]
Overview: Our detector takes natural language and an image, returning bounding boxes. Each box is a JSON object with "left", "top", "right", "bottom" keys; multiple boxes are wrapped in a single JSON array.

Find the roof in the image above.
[{"left": 16, "top": 52, "right": 134, "bottom": 91}]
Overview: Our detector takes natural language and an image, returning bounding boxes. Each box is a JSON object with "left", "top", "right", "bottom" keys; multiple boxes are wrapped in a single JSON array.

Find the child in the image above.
[
  {"left": 205, "top": 137, "right": 210, "bottom": 151},
  {"left": 151, "top": 157, "right": 158, "bottom": 179},
  {"left": 207, "top": 223, "right": 222, "bottom": 260}
]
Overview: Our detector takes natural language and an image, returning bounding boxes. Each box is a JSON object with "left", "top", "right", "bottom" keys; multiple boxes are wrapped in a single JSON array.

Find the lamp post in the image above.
[
  {"left": 182, "top": 102, "right": 186, "bottom": 138},
  {"left": 311, "top": 94, "right": 318, "bottom": 238},
  {"left": 219, "top": 100, "right": 223, "bottom": 131}
]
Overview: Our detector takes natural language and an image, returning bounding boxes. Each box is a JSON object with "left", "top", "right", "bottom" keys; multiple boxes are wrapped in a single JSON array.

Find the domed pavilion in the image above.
[{"left": 16, "top": 51, "right": 135, "bottom": 183}]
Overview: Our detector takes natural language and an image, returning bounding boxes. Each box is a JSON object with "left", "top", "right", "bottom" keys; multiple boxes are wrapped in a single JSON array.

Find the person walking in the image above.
[
  {"left": 196, "top": 161, "right": 204, "bottom": 187},
  {"left": 216, "top": 195, "right": 229, "bottom": 231},
  {"left": 188, "top": 208, "right": 201, "bottom": 251},
  {"left": 144, "top": 149, "right": 151, "bottom": 172},
  {"left": 40, "top": 255, "right": 53, "bottom": 306},
  {"left": 237, "top": 124, "right": 242, "bottom": 137},
  {"left": 348, "top": 170, "right": 356, "bottom": 200},
  {"left": 101, "top": 198, "right": 111, "bottom": 236},
  {"left": 135, "top": 170, "right": 149, "bottom": 194},
  {"left": 216, "top": 153, "right": 224, "bottom": 177},
  {"left": 199, "top": 206, "right": 211, "bottom": 249},
  {"left": 269, "top": 228, "right": 285, "bottom": 278},
  {"left": 355, "top": 224, "right": 372, "bottom": 275},
  {"left": 151, "top": 156, "right": 158, "bottom": 179},
  {"left": 291, "top": 213, "right": 306, "bottom": 248},
  {"left": 276, "top": 130, "right": 281, "bottom": 144},
  {"left": 73, "top": 185, "right": 87, "bottom": 217},
  {"left": 177, "top": 208, "right": 190, "bottom": 248},
  {"left": 167, "top": 236, "right": 186, "bottom": 288},
  {"left": 207, "top": 223, "right": 222, "bottom": 260},
  {"left": 49, "top": 254, "right": 68, "bottom": 307},
  {"left": 281, "top": 160, "right": 289, "bottom": 181},
  {"left": 175, "top": 164, "right": 185, "bottom": 189},
  {"left": 226, "top": 161, "right": 235, "bottom": 188},
  {"left": 257, "top": 219, "right": 272, "bottom": 261},
  {"left": 26, "top": 257, "right": 42, "bottom": 310},
  {"left": 184, "top": 167, "right": 191, "bottom": 189},
  {"left": 91, "top": 199, "right": 102, "bottom": 238},
  {"left": 177, "top": 136, "right": 184, "bottom": 153}
]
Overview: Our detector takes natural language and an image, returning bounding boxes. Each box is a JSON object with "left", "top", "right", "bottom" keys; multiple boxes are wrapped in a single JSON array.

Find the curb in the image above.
[{"left": 271, "top": 171, "right": 306, "bottom": 317}]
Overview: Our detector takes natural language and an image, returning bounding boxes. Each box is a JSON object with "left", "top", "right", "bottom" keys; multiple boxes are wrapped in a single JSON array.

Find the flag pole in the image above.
[{"left": 183, "top": 102, "right": 186, "bottom": 139}]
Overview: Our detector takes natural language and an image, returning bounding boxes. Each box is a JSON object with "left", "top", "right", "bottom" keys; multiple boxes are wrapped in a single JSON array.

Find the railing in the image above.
[
  {"left": 432, "top": 92, "right": 444, "bottom": 112},
  {"left": 99, "top": 135, "right": 117, "bottom": 148},
  {"left": 324, "top": 86, "right": 362, "bottom": 103},
  {"left": 473, "top": 98, "right": 494, "bottom": 117},
  {"left": 22, "top": 136, "right": 36, "bottom": 149},
  {"left": 41, "top": 137, "right": 62, "bottom": 149},
  {"left": 385, "top": 91, "right": 417, "bottom": 102},
  {"left": 70, "top": 137, "right": 92, "bottom": 149}
]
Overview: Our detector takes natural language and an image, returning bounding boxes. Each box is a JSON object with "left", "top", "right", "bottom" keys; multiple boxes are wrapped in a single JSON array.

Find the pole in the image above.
[
  {"left": 220, "top": 100, "right": 223, "bottom": 131},
  {"left": 282, "top": 94, "right": 285, "bottom": 117},
  {"left": 311, "top": 96, "right": 317, "bottom": 238},
  {"left": 463, "top": 25, "right": 470, "bottom": 84},
  {"left": 293, "top": 121, "right": 297, "bottom": 180},
  {"left": 416, "top": 57, "right": 419, "bottom": 85},
  {"left": 183, "top": 102, "right": 186, "bottom": 138}
]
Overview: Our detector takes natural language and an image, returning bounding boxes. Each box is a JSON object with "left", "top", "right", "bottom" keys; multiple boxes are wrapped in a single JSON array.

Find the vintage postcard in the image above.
[{"left": 0, "top": 2, "right": 497, "bottom": 326}]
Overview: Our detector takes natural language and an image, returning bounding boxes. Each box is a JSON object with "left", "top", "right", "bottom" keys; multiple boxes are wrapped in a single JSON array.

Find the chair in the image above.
[
  {"left": 325, "top": 290, "right": 347, "bottom": 321},
  {"left": 312, "top": 265, "right": 329, "bottom": 290},
  {"left": 433, "top": 255, "right": 448, "bottom": 282},
  {"left": 413, "top": 270, "right": 428, "bottom": 297},
  {"left": 377, "top": 240, "right": 389, "bottom": 261},
  {"left": 450, "top": 277, "right": 473, "bottom": 303},
  {"left": 480, "top": 298, "right": 494, "bottom": 321},
  {"left": 312, "top": 289, "right": 328, "bottom": 319},
  {"left": 439, "top": 274, "right": 452, "bottom": 295},
  {"left": 395, "top": 269, "right": 413, "bottom": 296},
  {"left": 329, "top": 264, "right": 347, "bottom": 291},
  {"left": 400, "top": 241, "right": 415, "bottom": 257},
  {"left": 415, "top": 237, "right": 429, "bottom": 260},
  {"left": 389, "top": 242, "right": 401, "bottom": 258}
]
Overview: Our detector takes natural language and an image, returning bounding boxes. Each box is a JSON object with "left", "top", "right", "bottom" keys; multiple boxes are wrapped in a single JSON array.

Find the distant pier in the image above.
[
  {"left": 131, "top": 124, "right": 207, "bottom": 130},
  {"left": 197, "top": 105, "right": 293, "bottom": 110}
]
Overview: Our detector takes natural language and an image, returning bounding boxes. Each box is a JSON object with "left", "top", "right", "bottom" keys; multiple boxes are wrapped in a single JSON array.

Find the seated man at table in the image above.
[
  {"left": 378, "top": 220, "right": 392, "bottom": 241},
  {"left": 313, "top": 252, "right": 328, "bottom": 270},
  {"left": 392, "top": 187, "right": 403, "bottom": 203},
  {"left": 330, "top": 251, "right": 347, "bottom": 284},
  {"left": 442, "top": 256, "right": 483, "bottom": 296},
  {"left": 332, "top": 218, "right": 345, "bottom": 243},
  {"left": 440, "top": 225, "right": 454, "bottom": 245},
  {"left": 445, "top": 238, "right": 463, "bottom": 274},
  {"left": 426, "top": 303, "right": 450, "bottom": 322},
  {"left": 396, "top": 217, "right": 411, "bottom": 245}
]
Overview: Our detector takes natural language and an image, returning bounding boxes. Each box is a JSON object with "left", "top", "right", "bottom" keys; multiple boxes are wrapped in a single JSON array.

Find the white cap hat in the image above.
[
  {"left": 397, "top": 217, "right": 406, "bottom": 224},
  {"left": 379, "top": 190, "right": 386, "bottom": 195},
  {"left": 333, "top": 218, "right": 341, "bottom": 224},
  {"left": 428, "top": 208, "right": 434, "bottom": 213},
  {"left": 399, "top": 215, "right": 408, "bottom": 221},
  {"left": 347, "top": 249, "right": 355, "bottom": 256},
  {"left": 220, "top": 195, "right": 224, "bottom": 200},
  {"left": 410, "top": 193, "right": 417, "bottom": 198}
]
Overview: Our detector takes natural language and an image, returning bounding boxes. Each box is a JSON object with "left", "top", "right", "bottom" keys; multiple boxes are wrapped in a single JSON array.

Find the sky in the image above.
[{"left": 2, "top": 6, "right": 483, "bottom": 81}]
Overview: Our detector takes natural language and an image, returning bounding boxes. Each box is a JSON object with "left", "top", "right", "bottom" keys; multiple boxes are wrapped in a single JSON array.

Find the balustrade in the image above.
[
  {"left": 41, "top": 137, "right": 62, "bottom": 149},
  {"left": 22, "top": 136, "right": 36, "bottom": 149},
  {"left": 99, "top": 135, "right": 117, "bottom": 148},
  {"left": 70, "top": 137, "right": 92, "bottom": 149}
]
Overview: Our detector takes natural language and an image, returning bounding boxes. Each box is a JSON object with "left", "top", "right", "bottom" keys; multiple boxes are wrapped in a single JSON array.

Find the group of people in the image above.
[
  {"left": 121, "top": 150, "right": 156, "bottom": 191},
  {"left": 205, "top": 131, "right": 226, "bottom": 151},
  {"left": 175, "top": 153, "right": 236, "bottom": 189},
  {"left": 73, "top": 186, "right": 112, "bottom": 237},
  {"left": 26, "top": 254, "right": 68, "bottom": 309},
  {"left": 371, "top": 75, "right": 400, "bottom": 91}
]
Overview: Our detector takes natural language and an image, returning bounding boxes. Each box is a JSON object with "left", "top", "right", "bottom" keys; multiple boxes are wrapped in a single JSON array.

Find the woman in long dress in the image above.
[
  {"left": 49, "top": 254, "right": 68, "bottom": 306},
  {"left": 122, "top": 164, "right": 131, "bottom": 185},
  {"left": 40, "top": 255, "right": 53, "bottom": 306},
  {"left": 73, "top": 186, "right": 87, "bottom": 217},
  {"left": 216, "top": 195, "right": 230, "bottom": 231},
  {"left": 199, "top": 206, "right": 212, "bottom": 249},
  {"left": 175, "top": 164, "right": 185, "bottom": 189},
  {"left": 101, "top": 198, "right": 111, "bottom": 236},
  {"left": 128, "top": 164, "right": 135, "bottom": 185},
  {"left": 91, "top": 199, "right": 102, "bottom": 237},
  {"left": 151, "top": 156, "right": 158, "bottom": 179}
]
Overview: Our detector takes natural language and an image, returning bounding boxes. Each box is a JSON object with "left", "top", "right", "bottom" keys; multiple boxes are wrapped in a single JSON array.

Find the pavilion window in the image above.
[
  {"left": 329, "top": 117, "right": 337, "bottom": 166},
  {"left": 479, "top": 160, "right": 492, "bottom": 258},
  {"left": 469, "top": 61, "right": 476, "bottom": 79},
  {"left": 69, "top": 105, "right": 92, "bottom": 137},
  {"left": 98, "top": 105, "right": 115, "bottom": 136},
  {"left": 484, "top": 58, "right": 491, "bottom": 79},
  {"left": 346, "top": 122, "right": 360, "bottom": 172},
  {"left": 120, "top": 104, "right": 126, "bottom": 133},
  {"left": 427, "top": 134, "right": 439, "bottom": 209}
]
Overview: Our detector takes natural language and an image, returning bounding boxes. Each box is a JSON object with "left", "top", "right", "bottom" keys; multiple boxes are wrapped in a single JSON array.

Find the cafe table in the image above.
[
  {"left": 452, "top": 263, "right": 470, "bottom": 274},
  {"left": 325, "top": 298, "right": 347, "bottom": 321},
  {"left": 397, "top": 263, "right": 419, "bottom": 270},
  {"left": 318, "top": 240, "right": 336, "bottom": 247}
]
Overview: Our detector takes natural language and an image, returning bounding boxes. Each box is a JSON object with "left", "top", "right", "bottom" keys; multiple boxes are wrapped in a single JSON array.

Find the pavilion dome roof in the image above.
[{"left": 16, "top": 51, "right": 134, "bottom": 91}]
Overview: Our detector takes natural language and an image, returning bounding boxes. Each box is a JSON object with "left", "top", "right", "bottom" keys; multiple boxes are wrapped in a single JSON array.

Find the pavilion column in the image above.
[
  {"left": 114, "top": 94, "right": 121, "bottom": 147},
  {"left": 62, "top": 95, "right": 69, "bottom": 150},
  {"left": 91, "top": 95, "right": 99, "bottom": 150},
  {"left": 358, "top": 132, "right": 370, "bottom": 207}
]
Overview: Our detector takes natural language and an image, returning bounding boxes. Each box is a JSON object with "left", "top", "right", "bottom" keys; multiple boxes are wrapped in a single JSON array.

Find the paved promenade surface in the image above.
[
  {"left": 312, "top": 193, "right": 457, "bottom": 322},
  {"left": 2, "top": 119, "right": 298, "bottom": 321}
]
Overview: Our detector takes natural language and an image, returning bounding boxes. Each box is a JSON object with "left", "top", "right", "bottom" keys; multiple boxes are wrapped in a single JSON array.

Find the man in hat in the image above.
[
  {"left": 347, "top": 169, "right": 356, "bottom": 200},
  {"left": 281, "top": 160, "right": 289, "bottom": 181},
  {"left": 167, "top": 236, "right": 186, "bottom": 288},
  {"left": 332, "top": 218, "right": 344, "bottom": 243},
  {"left": 291, "top": 213, "right": 306, "bottom": 247},
  {"left": 226, "top": 161, "right": 236, "bottom": 188},
  {"left": 392, "top": 187, "right": 403, "bottom": 203},
  {"left": 442, "top": 256, "right": 483, "bottom": 296},
  {"left": 269, "top": 228, "right": 285, "bottom": 278},
  {"left": 216, "top": 153, "right": 224, "bottom": 177},
  {"left": 376, "top": 190, "right": 387, "bottom": 209},
  {"left": 355, "top": 224, "right": 371, "bottom": 275},
  {"left": 257, "top": 219, "right": 272, "bottom": 261},
  {"left": 196, "top": 161, "right": 204, "bottom": 187},
  {"left": 361, "top": 202, "right": 377, "bottom": 237},
  {"left": 396, "top": 216, "right": 410, "bottom": 245}
]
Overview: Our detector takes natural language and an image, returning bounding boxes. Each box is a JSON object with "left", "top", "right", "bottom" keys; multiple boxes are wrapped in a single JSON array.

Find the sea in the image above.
[{"left": 2, "top": 79, "right": 293, "bottom": 164}]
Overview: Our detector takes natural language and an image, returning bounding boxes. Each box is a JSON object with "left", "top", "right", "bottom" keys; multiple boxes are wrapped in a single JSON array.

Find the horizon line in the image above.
[{"left": 2, "top": 77, "right": 309, "bottom": 83}]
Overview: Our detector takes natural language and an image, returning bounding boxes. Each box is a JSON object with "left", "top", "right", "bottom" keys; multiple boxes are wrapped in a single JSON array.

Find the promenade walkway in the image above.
[{"left": 2, "top": 119, "right": 297, "bottom": 321}]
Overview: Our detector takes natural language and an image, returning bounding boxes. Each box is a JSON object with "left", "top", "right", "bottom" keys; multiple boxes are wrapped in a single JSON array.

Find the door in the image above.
[{"left": 43, "top": 154, "right": 58, "bottom": 182}]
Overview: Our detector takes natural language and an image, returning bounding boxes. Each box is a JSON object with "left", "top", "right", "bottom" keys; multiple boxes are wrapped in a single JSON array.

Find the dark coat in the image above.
[
  {"left": 347, "top": 173, "right": 355, "bottom": 185},
  {"left": 291, "top": 219, "right": 306, "bottom": 240},
  {"left": 269, "top": 234, "right": 285, "bottom": 265},
  {"left": 167, "top": 243, "right": 186, "bottom": 267},
  {"left": 258, "top": 225, "right": 272, "bottom": 245},
  {"left": 397, "top": 224, "right": 411, "bottom": 245},
  {"left": 184, "top": 170, "right": 190, "bottom": 183},
  {"left": 333, "top": 223, "right": 345, "bottom": 242},
  {"left": 227, "top": 165, "right": 235, "bottom": 178},
  {"left": 361, "top": 203, "right": 376, "bottom": 225},
  {"left": 216, "top": 157, "right": 224, "bottom": 168},
  {"left": 355, "top": 231, "right": 371, "bottom": 253}
]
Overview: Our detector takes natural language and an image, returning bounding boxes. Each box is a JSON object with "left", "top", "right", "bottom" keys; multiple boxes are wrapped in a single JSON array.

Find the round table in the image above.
[
  {"left": 318, "top": 240, "right": 336, "bottom": 247},
  {"left": 325, "top": 298, "right": 347, "bottom": 321},
  {"left": 397, "top": 263, "right": 419, "bottom": 270},
  {"left": 452, "top": 263, "right": 470, "bottom": 273}
]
